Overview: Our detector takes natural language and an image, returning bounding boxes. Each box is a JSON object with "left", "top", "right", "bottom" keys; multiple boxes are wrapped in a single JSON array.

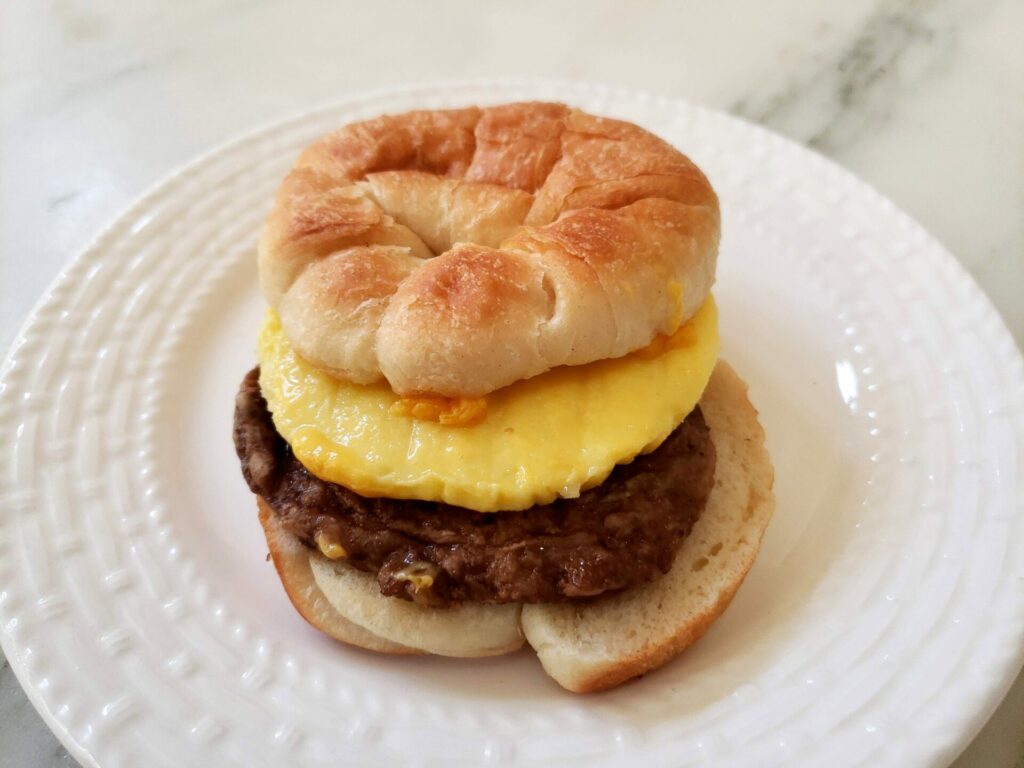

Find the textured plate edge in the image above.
[{"left": 0, "top": 77, "right": 1022, "bottom": 768}]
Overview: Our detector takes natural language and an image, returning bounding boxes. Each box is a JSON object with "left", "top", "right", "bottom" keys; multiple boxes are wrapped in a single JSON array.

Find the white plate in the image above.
[{"left": 2, "top": 81, "right": 1023, "bottom": 768}]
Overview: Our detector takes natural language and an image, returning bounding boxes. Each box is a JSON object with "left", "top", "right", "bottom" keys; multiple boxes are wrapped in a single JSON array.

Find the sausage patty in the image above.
[{"left": 234, "top": 368, "right": 716, "bottom": 606}]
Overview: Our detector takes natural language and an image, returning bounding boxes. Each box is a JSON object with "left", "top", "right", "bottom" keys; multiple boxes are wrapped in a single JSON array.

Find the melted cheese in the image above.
[
  {"left": 257, "top": 297, "right": 719, "bottom": 512},
  {"left": 389, "top": 395, "right": 487, "bottom": 427}
]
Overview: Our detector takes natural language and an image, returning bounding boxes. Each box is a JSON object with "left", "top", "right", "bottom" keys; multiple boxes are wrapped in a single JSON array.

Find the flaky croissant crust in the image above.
[{"left": 259, "top": 102, "right": 719, "bottom": 397}]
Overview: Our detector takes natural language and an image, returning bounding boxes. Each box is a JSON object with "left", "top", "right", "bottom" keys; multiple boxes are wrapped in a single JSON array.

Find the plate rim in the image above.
[{"left": 2, "top": 77, "right": 1023, "bottom": 768}]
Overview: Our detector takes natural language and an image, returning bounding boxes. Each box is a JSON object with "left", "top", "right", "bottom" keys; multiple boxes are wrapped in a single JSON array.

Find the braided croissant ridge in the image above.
[{"left": 259, "top": 102, "right": 720, "bottom": 397}]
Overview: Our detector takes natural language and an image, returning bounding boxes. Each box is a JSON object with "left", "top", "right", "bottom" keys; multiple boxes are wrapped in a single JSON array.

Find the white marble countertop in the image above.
[{"left": 1, "top": 1, "right": 1022, "bottom": 766}]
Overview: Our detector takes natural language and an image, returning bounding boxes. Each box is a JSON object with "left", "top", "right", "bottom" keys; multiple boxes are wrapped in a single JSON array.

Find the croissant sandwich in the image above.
[{"left": 233, "top": 102, "right": 774, "bottom": 692}]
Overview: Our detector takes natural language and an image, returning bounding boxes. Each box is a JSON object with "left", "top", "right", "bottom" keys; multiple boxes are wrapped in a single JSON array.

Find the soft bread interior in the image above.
[
  {"left": 261, "top": 500, "right": 522, "bottom": 657},
  {"left": 520, "top": 361, "right": 774, "bottom": 692},
  {"left": 257, "top": 360, "right": 773, "bottom": 689},
  {"left": 258, "top": 500, "right": 418, "bottom": 655},
  {"left": 308, "top": 557, "right": 524, "bottom": 658}
]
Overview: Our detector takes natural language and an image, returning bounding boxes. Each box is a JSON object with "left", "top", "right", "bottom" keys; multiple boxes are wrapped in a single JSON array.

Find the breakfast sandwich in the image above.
[{"left": 233, "top": 102, "right": 774, "bottom": 692}]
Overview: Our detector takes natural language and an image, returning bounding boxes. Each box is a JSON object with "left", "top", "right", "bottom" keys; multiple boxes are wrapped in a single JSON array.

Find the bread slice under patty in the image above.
[{"left": 258, "top": 360, "right": 774, "bottom": 691}]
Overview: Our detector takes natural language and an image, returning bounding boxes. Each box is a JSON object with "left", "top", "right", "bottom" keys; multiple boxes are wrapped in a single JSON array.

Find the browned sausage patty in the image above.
[{"left": 234, "top": 368, "right": 715, "bottom": 606}]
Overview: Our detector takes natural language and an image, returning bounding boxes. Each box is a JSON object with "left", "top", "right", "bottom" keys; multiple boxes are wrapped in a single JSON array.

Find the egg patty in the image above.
[{"left": 256, "top": 297, "right": 719, "bottom": 512}]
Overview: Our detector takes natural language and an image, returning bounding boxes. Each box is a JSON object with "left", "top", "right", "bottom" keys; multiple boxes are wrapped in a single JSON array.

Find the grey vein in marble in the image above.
[{"left": 731, "top": 0, "right": 992, "bottom": 152}]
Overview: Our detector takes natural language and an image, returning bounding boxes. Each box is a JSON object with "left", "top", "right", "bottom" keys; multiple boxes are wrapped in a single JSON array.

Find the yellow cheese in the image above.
[
  {"left": 389, "top": 395, "right": 488, "bottom": 427},
  {"left": 257, "top": 297, "right": 719, "bottom": 512}
]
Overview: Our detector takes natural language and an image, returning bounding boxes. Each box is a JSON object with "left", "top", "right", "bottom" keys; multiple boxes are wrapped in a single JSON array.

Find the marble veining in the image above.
[
  {"left": 731, "top": 1, "right": 959, "bottom": 151},
  {"left": 1, "top": 1, "right": 1022, "bottom": 766}
]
